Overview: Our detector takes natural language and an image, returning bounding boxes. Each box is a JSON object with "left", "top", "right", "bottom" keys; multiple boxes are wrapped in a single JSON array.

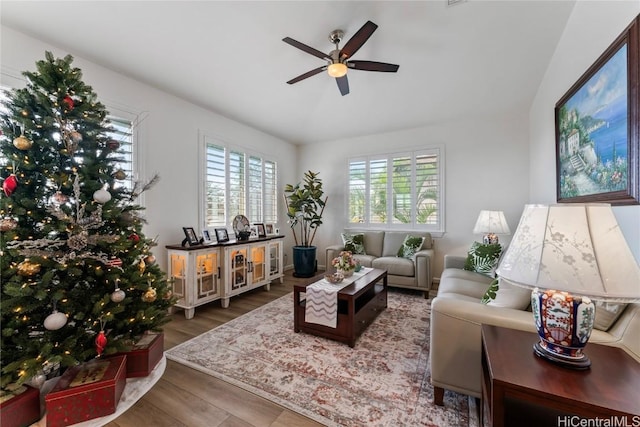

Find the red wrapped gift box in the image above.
[
  {"left": 45, "top": 355, "right": 127, "bottom": 427},
  {"left": 0, "top": 385, "right": 40, "bottom": 427},
  {"left": 116, "top": 332, "right": 164, "bottom": 378}
]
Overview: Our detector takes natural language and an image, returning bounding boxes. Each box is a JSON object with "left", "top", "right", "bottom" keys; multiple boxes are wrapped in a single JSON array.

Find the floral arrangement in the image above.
[{"left": 332, "top": 250, "right": 357, "bottom": 272}]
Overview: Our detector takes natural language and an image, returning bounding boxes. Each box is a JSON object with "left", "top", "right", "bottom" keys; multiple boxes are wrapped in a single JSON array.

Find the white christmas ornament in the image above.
[
  {"left": 110, "top": 288, "right": 126, "bottom": 303},
  {"left": 44, "top": 310, "right": 67, "bottom": 330},
  {"left": 93, "top": 185, "right": 111, "bottom": 204}
]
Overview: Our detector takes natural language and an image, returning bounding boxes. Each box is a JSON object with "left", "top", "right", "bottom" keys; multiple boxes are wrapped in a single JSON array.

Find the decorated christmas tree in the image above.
[{"left": 0, "top": 52, "right": 174, "bottom": 391}]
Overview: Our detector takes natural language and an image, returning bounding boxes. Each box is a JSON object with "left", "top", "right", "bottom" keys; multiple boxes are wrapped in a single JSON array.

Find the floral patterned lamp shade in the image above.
[
  {"left": 496, "top": 204, "right": 640, "bottom": 369},
  {"left": 472, "top": 210, "right": 511, "bottom": 244}
]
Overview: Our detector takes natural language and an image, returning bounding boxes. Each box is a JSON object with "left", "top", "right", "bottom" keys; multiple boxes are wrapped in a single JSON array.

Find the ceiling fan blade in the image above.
[
  {"left": 340, "top": 21, "right": 378, "bottom": 60},
  {"left": 282, "top": 37, "right": 331, "bottom": 61},
  {"left": 348, "top": 60, "right": 399, "bottom": 72},
  {"left": 286, "top": 66, "right": 326, "bottom": 84},
  {"left": 336, "top": 75, "right": 349, "bottom": 96}
]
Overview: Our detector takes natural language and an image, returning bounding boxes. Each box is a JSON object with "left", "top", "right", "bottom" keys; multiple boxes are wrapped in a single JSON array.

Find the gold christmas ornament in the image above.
[
  {"left": 13, "top": 135, "right": 33, "bottom": 150},
  {"left": 0, "top": 218, "right": 18, "bottom": 231},
  {"left": 144, "top": 254, "right": 156, "bottom": 265},
  {"left": 17, "top": 259, "right": 41, "bottom": 276},
  {"left": 113, "top": 169, "right": 127, "bottom": 180},
  {"left": 69, "top": 130, "right": 83, "bottom": 144},
  {"left": 52, "top": 191, "right": 69, "bottom": 204},
  {"left": 138, "top": 259, "right": 146, "bottom": 273},
  {"left": 163, "top": 289, "right": 173, "bottom": 300},
  {"left": 142, "top": 287, "right": 157, "bottom": 303}
]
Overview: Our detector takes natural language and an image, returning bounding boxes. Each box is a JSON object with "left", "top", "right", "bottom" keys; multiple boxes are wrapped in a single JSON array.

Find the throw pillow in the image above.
[
  {"left": 397, "top": 235, "right": 425, "bottom": 259},
  {"left": 463, "top": 241, "right": 502, "bottom": 277},
  {"left": 593, "top": 301, "right": 628, "bottom": 331},
  {"left": 341, "top": 232, "right": 366, "bottom": 255},
  {"left": 481, "top": 278, "right": 500, "bottom": 304}
]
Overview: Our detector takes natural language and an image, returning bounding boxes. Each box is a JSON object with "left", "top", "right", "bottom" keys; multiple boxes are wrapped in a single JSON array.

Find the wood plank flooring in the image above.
[{"left": 105, "top": 272, "right": 324, "bottom": 427}]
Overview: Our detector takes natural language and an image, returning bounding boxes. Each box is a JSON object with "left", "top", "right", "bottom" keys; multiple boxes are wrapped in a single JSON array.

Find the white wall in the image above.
[
  {"left": 530, "top": 2, "right": 640, "bottom": 263},
  {"left": 1, "top": 27, "right": 300, "bottom": 271},
  {"left": 298, "top": 113, "right": 531, "bottom": 277}
]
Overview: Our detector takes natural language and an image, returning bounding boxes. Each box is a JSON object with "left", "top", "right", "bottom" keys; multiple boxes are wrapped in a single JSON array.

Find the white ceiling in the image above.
[{"left": 1, "top": 0, "right": 576, "bottom": 145}]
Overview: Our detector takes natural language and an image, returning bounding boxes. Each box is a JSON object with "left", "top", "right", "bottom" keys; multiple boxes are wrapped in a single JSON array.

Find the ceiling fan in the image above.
[{"left": 282, "top": 20, "right": 399, "bottom": 96}]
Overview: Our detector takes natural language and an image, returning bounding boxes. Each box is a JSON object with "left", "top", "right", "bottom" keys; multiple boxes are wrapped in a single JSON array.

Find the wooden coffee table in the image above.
[
  {"left": 293, "top": 268, "right": 387, "bottom": 347},
  {"left": 481, "top": 325, "right": 640, "bottom": 427}
]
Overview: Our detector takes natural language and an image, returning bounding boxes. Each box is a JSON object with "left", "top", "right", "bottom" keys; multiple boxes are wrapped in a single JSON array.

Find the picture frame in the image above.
[
  {"left": 182, "top": 227, "right": 200, "bottom": 246},
  {"left": 214, "top": 228, "right": 229, "bottom": 243},
  {"left": 555, "top": 16, "right": 639, "bottom": 205},
  {"left": 265, "top": 223, "right": 275, "bottom": 235},
  {"left": 255, "top": 223, "right": 266, "bottom": 238},
  {"left": 201, "top": 229, "right": 213, "bottom": 244}
]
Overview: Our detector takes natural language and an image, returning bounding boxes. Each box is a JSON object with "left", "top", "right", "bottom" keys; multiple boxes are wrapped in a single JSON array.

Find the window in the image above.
[
  {"left": 202, "top": 135, "right": 277, "bottom": 228},
  {"left": 347, "top": 147, "right": 444, "bottom": 232},
  {"left": 107, "top": 116, "right": 134, "bottom": 190}
]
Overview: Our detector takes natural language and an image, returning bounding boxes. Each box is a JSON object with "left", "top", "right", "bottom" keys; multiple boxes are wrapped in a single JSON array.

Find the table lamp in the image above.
[
  {"left": 496, "top": 204, "right": 640, "bottom": 369},
  {"left": 472, "top": 210, "right": 511, "bottom": 244}
]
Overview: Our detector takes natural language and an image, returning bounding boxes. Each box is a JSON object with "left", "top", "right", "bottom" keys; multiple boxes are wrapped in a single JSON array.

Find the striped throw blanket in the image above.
[{"left": 305, "top": 268, "right": 370, "bottom": 328}]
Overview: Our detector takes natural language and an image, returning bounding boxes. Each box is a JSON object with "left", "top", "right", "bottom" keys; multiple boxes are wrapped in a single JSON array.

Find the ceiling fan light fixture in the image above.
[{"left": 327, "top": 62, "right": 347, "bottom": 78}]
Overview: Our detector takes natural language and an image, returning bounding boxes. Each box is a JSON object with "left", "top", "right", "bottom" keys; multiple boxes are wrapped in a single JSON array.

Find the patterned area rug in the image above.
[{"left": 166, "top": 291, "right": 475, "bottom": 427}]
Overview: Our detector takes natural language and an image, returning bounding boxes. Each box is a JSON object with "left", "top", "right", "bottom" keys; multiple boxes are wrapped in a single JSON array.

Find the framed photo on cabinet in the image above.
[
  {"left": 255, "top": 223, "right": 266, "bottom": 238},
  {"left": 182, "top": 227, "right": 200, "bottom": 246},
  {"left": 201, "top": 229, "right": 213, "bottom": 244},
  {"left": 265, "top": 224, "right": 275, "bottom": 235},
  {"left": 214, "top": 228, "right": 230, "bottom": 243}
]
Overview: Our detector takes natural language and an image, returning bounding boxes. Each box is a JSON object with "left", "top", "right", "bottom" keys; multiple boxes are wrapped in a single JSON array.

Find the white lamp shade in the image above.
[
  {"left": 496, "top": 204, "right": 640, "bottom": 302},
  {"left": 472, "top": 210, "right": 511, "bottom": 234}
]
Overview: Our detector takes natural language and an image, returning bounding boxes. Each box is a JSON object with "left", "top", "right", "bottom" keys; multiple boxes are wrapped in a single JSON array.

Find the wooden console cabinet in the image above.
[{"left": 166, "top": 235, "right": 284, "bottom": 318}]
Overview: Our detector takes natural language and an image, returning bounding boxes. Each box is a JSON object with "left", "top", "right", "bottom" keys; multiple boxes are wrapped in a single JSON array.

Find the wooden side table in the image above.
[{"left": 481, "top": 325, "right": 640, "bottom": 427}]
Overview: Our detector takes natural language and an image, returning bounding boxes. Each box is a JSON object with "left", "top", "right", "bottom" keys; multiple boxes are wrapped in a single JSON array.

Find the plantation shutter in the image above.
[
  {"left": 228, "top": 150, "right": 245, "bottom": 220},
  {"left": 263, "top": 160, "right": 277, "bottom": 224},
  {"left": 369, "top": 158, "right": 387, "bottom": 224},
  {"left": 348, "top": 160, "right": 366, "bottom": 223},
  {"left": 205, "top": 143, "right": 226, "bottom": 226}
]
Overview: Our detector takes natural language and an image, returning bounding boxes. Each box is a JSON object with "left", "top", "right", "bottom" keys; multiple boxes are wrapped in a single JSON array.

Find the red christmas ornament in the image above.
[
  {"left": 95, "top": 330, "right": 107, "bottom": 357},
  {"left": 62, "top": 95, "right": 74, "bottom": 111},
  {"left": 107, "top": 140, "right": 120, "bottom": 150},
  {"left": 128, "top": 233, "right": 140, "bottom": 243},
  {"left": 3, "top": 174, "right": 18, "bottom": 197}
]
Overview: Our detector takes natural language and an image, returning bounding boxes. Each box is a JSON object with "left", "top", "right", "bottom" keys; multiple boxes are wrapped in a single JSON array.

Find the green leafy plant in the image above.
[{"left": 284, "top": 171, "right": 328, "bottom": 247}]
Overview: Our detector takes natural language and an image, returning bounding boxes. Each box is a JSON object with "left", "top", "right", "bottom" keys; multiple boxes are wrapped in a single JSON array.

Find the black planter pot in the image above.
[{"left": 292, "top": 245, "right": 317, "bottom": 278}]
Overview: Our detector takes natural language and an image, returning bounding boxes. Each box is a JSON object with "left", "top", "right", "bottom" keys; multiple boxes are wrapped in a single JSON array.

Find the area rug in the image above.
[{"left": 166, "top": 291, "right": 475, "bottom": 427}]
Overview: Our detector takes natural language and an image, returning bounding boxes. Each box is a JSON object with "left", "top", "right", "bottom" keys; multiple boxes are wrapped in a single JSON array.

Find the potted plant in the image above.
[{"left": 284, "top": 170, "right": 328, "bottom": 277}]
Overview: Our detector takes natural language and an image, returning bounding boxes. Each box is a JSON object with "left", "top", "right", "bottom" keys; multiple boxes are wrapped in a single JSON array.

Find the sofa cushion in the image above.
[
  {"left": 341, "top": 232, "right": 366, "bottom": 255},
  {"left": 372, "top": 256, "right": 415, "bottom": 277},
  {"left": 486, "top": 278, "right": 531, "bottom": 310},
  {"left": 381, "top": 231, "right": 431, "bottom": 257},
  {"left": 440, "top": 268, "right": 494, "bottom": 285},
  {"left": 353, "top": 254, "right": 376, "bottom": 268},
  {"left": 463, "top": 242, "right": 502, "bottom": 277},
  {"left": 397, "top": 235, "right": 425, "bottom": 258},
  {"left": 363, "top": 231, "right": 385, "bottom": 257}
]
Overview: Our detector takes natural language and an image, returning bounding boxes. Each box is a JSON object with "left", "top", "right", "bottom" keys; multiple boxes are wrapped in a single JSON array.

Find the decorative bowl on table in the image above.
[{"left": 324, "top": 272, "right": 345, "bottom": 284}]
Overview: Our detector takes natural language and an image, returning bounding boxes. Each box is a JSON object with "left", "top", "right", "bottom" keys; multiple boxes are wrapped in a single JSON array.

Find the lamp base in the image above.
[{"left": 533, "top": 341, "right": 591, "bottom": 369}]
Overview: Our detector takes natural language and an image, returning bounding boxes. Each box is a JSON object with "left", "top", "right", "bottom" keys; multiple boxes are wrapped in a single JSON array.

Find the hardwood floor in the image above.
[{"left": 105, "top": 271, "right": 324, "bottom": 427}]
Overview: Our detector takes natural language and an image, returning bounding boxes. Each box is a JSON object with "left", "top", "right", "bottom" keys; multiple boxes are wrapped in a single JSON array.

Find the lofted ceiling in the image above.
[{"left": 1, "top": 0, "right": 576, "bottom": 145}]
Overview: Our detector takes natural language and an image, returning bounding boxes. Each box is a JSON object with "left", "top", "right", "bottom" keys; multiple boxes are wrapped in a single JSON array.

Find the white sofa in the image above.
[
  {"left": 325, "top": 230, "right": 434, "bottom": 296},
  {"left": 429, "top": 254, "right": 640, "bottom": 405}
]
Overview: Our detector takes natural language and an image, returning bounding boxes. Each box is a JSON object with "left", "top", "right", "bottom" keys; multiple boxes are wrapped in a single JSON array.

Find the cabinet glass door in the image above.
[
  {"left": 230, "top": 248, "right": 248, "bottom": 290},
  {"left": 250, "top": 245, "right": 266, "bottom": 284},
  {"left": 269, "top": 241, "right": 281, "bottom": 277},
  {"left": 196, "top": 252, "right": 219, "bottom": 298},
  {"left": 170, "top": 253, "right": 187, "bottom": 298}
]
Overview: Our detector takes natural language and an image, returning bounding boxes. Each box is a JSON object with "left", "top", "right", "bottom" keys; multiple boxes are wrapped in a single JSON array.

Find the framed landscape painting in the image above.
[{"left": 555, "top": 15, "right": 639, "bottom": 205}]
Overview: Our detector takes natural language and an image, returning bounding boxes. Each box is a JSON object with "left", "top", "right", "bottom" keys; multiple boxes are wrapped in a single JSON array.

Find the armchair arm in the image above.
[
  {"left": 325, "top": 245, "right": 344, "bottom": 268},
  {"left": 414, "top": 249, "right": 434, "bottom": 289}
]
